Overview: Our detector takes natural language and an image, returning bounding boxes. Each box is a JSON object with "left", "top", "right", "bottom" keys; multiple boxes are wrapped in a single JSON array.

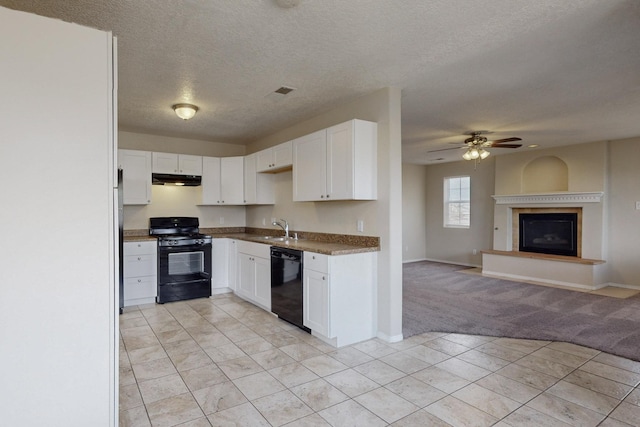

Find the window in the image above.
[{"left": 444, "top": 176, "right": 470, "bottom": 228}]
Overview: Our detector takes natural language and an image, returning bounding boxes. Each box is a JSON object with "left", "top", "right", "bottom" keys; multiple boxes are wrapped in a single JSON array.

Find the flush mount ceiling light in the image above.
[{"left": 172, "top": 103, "right": 198, "bottom": 120}]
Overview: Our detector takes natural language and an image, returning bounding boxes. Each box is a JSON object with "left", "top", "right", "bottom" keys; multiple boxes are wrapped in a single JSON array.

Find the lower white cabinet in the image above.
[
  {"left": 235, "top": 241, "right": 271, "bottom": 310},
  {"left": 303, "top": 251, "right": 375, "bottom": 347},
  {"left": 123, "top": 241, "right": 157, "bottom": 306}
]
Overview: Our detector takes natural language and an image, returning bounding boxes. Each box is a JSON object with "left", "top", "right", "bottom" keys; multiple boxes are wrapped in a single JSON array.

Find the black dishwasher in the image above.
[{"left": 270, "top": 247, "right": 310, "bottom": 332}]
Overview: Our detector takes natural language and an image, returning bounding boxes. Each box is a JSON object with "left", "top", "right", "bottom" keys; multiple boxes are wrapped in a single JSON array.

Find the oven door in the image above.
[{"left": 157, "top": 243, "right": 211, "bottom": 303}]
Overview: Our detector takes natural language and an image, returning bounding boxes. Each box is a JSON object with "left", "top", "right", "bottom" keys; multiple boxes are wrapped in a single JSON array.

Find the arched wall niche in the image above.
[{"left": 522, "top": 156, "right": 569, "bottom": 193}]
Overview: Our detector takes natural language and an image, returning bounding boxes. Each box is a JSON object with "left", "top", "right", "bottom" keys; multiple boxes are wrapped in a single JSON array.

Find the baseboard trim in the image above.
[
  {"left": 377, "top": 332, "right": 404, "bottom": 343},
  {"left": 481, "top": 269, "right": 606, "bottom": 291},
  {"left": 601, "top": 282, "right": 640, "bottom": 291},
  {"left": 422, "top": 257, "right": 481, "bottom": 268}
]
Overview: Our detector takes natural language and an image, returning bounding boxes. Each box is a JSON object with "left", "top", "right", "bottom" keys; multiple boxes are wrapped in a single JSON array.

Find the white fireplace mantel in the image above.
[{"left": 492, "top": 192, "right": 604, "bottom": 205}]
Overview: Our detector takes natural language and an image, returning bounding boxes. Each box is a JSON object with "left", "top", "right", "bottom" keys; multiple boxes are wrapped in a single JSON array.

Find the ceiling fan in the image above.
[{"left": 430, "top": 131, "right": 522, "bottom": 161}]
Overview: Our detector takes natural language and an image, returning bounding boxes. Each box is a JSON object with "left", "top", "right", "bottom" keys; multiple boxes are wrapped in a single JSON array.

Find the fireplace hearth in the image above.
[{"left": 519, "top": 212, "right": 578, "bottom": 257}]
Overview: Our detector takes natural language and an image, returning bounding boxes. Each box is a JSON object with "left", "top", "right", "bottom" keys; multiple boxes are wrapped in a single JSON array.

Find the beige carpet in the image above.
[{"left": 403, "top": 261, "right": 640, "bottom": 361}]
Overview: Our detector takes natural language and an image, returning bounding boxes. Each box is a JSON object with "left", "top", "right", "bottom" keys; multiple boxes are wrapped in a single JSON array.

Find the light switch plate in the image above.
[
  {"left": 357, "top": 220, "right": 364, "bottom": 232},
  {"left": 636, "top": 201, "right": 640, "bottom": 210}
]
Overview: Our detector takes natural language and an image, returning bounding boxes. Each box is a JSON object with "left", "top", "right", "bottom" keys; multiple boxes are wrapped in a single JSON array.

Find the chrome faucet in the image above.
[{"left": 272, "top": 219, "right": 289, "bottom": 239}]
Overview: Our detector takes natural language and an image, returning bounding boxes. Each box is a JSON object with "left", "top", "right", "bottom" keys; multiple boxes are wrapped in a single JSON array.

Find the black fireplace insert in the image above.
[{"left": 519, "top": 213, "right": 578, "bottom": 257}]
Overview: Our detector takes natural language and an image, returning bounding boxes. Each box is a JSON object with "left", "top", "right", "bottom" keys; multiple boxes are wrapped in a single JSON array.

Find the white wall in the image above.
[
  {"left": 119, "top": 131, "right": 247, "bottom": 229},
  {"left": 402, "top": 163, "right": 428, "bottom": 262},
  {"left": 1, "top": 7, "right": 116, "bottom": 425},
  {"left": 245, "top": 88, "right": 404, "bottom": 342}
]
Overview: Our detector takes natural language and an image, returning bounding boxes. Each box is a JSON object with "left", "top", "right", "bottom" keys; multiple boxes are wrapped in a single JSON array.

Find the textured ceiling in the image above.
[{"left": 2, "top": 0, "right": 640, "bottom": 163}]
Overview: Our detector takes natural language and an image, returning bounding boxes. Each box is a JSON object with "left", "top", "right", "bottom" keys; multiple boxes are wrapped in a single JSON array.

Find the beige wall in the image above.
[
  {"left": 607, "top": 138, "right": 640, "bottom": 286},
  {"left": 119, "top": 131, "right": 246, "bottom": 229},
  {"left": 409, "top": 139, "right": 640, "bottom": 287},
  {"left": 119, "top": 130, "right": 245, "bottom": 157},
  {"left": 246, "top": 88, "right": 404, "bottom": 342},
  {"left": 402, "top": 163, "right": 428, "bottom": 262},
  {"left": 423, "top": 157, "right": 496, "bottom": 266},
  {"left": 495, "top": 141, "right": 607, "bottom": 195}
]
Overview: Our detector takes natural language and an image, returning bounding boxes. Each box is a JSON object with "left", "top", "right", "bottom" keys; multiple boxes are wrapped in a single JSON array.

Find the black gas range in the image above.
[{"left": 149, "top": 217, "right": 212, "bottom": 303}]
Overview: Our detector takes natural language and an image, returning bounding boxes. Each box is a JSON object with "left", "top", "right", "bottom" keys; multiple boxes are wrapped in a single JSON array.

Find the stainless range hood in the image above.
[{"left": 152, "top": 173, "right": 202, "bottom": 186}]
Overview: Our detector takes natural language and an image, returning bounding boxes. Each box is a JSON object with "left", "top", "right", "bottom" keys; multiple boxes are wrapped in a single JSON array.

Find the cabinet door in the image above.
[
  {"left": 178, "top": 155, "right": 202, "bottom": 175},
  {"left": 293, "top": 129, "right": 327, "bottom": 202},
  {"left": 201, "top": 156, "right": 221, "bottom": 204},
  {"left": 253, "top": 256, "right": 271, "bottom": 310},
  {"left": 152, "top": 152, "right": 178, "bottom": 174},
  {"left": 273, "top": 141, "right": 293, "bottom": 169},
  {"left": 119, "top": 150, "right": 152, "bottom": 205},
  {"left": 303, "top": 269, "right": 329, "bottom": 336},
  {"left": 326, "top": 121, "right": 353, "bottom": 200},
  {"left": 236, "top": 252, "right": 255, "bottom": 302},
  {"left": 256, "top": 148, "right": 273, "bottom": 172},
  {"left": 243, "top": 154, "right": 257, "bottom": 204},
  {"left": 221, "top": 156, "right": 244, "bottom": 204}
]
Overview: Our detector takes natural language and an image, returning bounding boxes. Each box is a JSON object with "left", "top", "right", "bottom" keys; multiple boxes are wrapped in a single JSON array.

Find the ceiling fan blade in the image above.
[
  {"left": 489, "top": 143, "right": 522, "bottom": 148},
  {"left": 428, "top": 146, "right": 465, "bottom": 153},
  {"left": 488, "top": 137, "right": 522, "bottom": 144}
]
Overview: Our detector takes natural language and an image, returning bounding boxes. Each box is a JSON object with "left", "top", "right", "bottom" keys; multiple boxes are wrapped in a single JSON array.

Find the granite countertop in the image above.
[
  {"left": 124, "top": 227, "right": 379, "bottom": 256},
  {"left": 216, "top": 233, "right": 378, "bottom": 256}
]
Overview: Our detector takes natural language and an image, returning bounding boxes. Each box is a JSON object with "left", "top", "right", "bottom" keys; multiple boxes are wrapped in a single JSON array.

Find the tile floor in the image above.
[{"left": 119, "top": 293, "right": 640, "bottom": 426}]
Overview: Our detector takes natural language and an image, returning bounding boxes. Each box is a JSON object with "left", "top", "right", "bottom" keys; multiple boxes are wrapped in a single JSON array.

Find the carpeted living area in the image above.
[{"left": 403, "top": 261, "right": 640, "bottom": 362}]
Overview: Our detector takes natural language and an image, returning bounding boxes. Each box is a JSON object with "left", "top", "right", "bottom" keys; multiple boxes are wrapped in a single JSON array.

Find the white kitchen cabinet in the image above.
[
  {"left": 256, "top": 140, "right": 293, "bottom": 173},
  {"left": 152, "top": 152, "right": 202, "bottom": 175},
  {"left": 118, "top": 149, "right": 152, "bottom": 205},
  {"left": 123, "top": 241, "right": 157, "bottom": 306},
  {"left": 293, "top": 119, "right": 377, "bottom": 202},
  {"left": 235, "top": 241, "right": 271, "bottom": 310},
  {"left": 303, "top": 251, "right": 376, "bottom": 347},
  {"left": 244, "top": 153, "right": 275, "bottom": 205},
  {"left": 201, "top": 156, "right": 244, "bottom": 205}
]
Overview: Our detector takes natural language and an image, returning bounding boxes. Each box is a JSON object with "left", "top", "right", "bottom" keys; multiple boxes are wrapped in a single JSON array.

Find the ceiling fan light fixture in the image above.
[
  {"left": 462, "top": 150, "right": 473, "bottom": 161},
  {"left": 479, "top": 148, "right": 490, "bottom": 159},
  {"left": 172, "top": 103, "right": 198, "bottom": 120},
  {"left": 469, "top": 147, "right": 480, "bottom": 159}
]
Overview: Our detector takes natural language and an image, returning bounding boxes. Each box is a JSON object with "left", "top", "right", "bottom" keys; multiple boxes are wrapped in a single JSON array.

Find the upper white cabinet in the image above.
[
  {"left": 257, "top": 141, "right": 293, "bottom": 173},
  {"left": 152, "top": 152, "right": 202, "bottom": 175},
  {"left": 118, "top": 149, "right": 152, "bottom": 205},
  {"left": 244, "top": 153, "right": 275, "bottom": 205},
  {"left": 293, "top": 119, "right": 377, "bottom": 202},
  {"left": 201, "top": 156, "right": 244, "bottom": 205}
]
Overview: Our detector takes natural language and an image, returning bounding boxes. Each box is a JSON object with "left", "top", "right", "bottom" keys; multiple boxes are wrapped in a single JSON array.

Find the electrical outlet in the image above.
[
  {"left": 357, "top": 220, "right": 364, "bottom": 232},
  {"left": 636, "top": 201, "right": 640, "bottom": 210},
  {"left": 472, "top": 249, "right": 477, "bottom": 255}
]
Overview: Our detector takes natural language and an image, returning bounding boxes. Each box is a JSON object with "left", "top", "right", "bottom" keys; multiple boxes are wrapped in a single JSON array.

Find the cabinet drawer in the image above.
[
  {"left": 124, "top": 276, "right": 157, "bottom": 300},
  {"left": 124, "top": 254, "right": 156, "bottom": 277},
  {"left": 124, "top": 240, "right": 156, "bottom": 256},
  {"left": 236, "top": 240, "right": 271, "bottom": 258},
  {"left": 304, "top": 252, "right": 328, "bottom": 273}
]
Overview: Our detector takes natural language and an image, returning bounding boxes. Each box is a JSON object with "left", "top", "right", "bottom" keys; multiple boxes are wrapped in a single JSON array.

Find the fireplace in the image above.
[{"left": 519, "top": 212, "right": 578, "bottom": 257}]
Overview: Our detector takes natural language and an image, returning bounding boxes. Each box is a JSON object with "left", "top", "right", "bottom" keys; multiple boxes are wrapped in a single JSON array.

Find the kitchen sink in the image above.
[{"left": 255, "top": 236, "right": 289, "bottom": 242}]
